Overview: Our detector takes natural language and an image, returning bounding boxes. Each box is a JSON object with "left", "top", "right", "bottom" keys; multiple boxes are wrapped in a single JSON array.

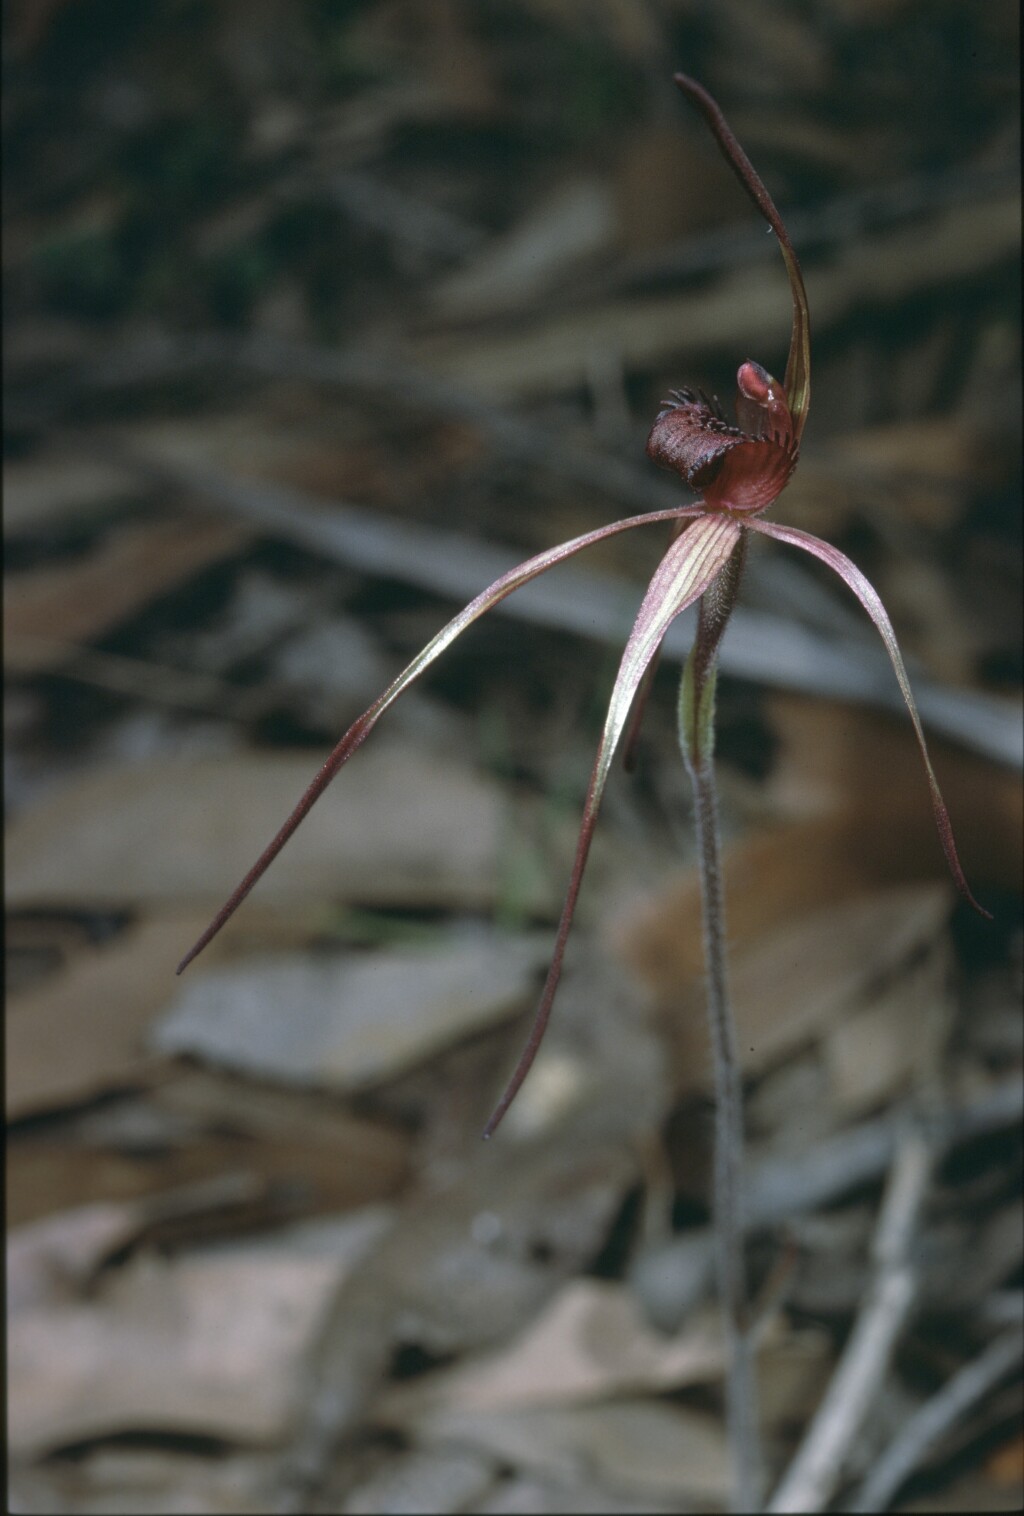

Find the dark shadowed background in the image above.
[{"left": 5, "top": 3, "right": 1022, "bottom": 1512}]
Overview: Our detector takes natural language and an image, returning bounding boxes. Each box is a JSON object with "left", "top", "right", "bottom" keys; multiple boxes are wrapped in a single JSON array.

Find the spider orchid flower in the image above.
[{"left": 178, "top": 73, "right": 988, "bottom": 1137}]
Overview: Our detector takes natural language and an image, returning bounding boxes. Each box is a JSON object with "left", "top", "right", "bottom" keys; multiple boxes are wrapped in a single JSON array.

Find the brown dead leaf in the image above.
[
  {"left": 613, "top": 810, "right": 953, "bottom": 1006},
  {"left": 728, "top": 880, "right": 952, "bottom": 1092},
  {"left": 9, "top": 1247, "right": 344, "bottom": 1456},
  {"left": 10, "top": 1443, "right": 276, "bottom": 1516},
  {"left": 4, "top": 515, "right": 245, "bottom": 674},
  {"left": 8, "top": 1071, "right": 410, "bottom": 1228},
  {"left": 822, "top": 920, "right": 953, "bottom": 1115},
  {"left": 285, "top": 1126, "right": 643, "bottom": 1463},
  {"left": 6, "top": 912, "right": 223, "bottom": 1121},
  {"left": 615, "top": 694, "right": 1019, "bottom": 1005},
  {"left": 409, "top": 1397, "right": 730, "bottom": 1507},
  {"left": 378, "top": 1279, "right": 728, "bottom": 1424},
  {"left": 8, "top": 1200, "right": 148, "bottom": 1314},
  {"left": 7, "top": 1174, "right": 263, "bottom": 1312},
  {"left": 340, "top": 1447, "right": 497, "bottom": 1516},
  {"left": 763, "top": 694, "right": 1022, "bottom": 892},
  {"left": 153, "top": 928, "right": 547, "bottom": 1092},
  {"left": 6, "top": 742, "right": 507, "bottom": 913},
  {"left": 623, "top": 880, "right": 952, "bottom": 1096}
]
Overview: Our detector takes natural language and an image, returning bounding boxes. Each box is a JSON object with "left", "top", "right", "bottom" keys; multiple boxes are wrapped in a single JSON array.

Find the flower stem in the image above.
[
  {"left": 691, "top": 747, "right": 761, "bottom": 1512},
  {"left": 678, "top": 532, "right": 762, "bottom": 1512}
]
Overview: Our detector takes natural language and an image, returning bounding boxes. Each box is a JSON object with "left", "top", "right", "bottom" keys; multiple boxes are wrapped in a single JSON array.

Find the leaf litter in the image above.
[
  {"left": 153, "top": 927, "right": 551, "bottom": 1092},
  {"left": 5, "top": 3, "right": 1021, "bottom": 1512}
]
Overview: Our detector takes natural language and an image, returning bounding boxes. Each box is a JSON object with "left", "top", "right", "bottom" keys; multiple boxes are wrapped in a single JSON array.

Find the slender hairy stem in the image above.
[
  {"left": 678, "top": 533, "right": 761, "bottom": 1513},
  {"left": 692, "top": 751, "right": 761, "bottom": 1513}
]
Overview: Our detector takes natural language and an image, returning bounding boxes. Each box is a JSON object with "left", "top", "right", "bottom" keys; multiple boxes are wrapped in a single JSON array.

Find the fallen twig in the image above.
[
  {"left": 847, "top": 1326, "right": 1024, "bottom": 1512},
  {"left": 12, "top": 329, "right": 685, "bottom": 515},
  {"left": 633, "top": 1078, "right": 1024, "bottom": 1332},
  {"left": 750, "top": 1076, "right": 1023, "bottom": 1229},
  {"left": 57, "top": 433, "right": 1024, "bottom": 770},
  {"left": 768, "top": 1130, "right": 935, "bottom": 1512},
  {"left": 11, "top": 332, "right": 1021, "bottom": 769}
]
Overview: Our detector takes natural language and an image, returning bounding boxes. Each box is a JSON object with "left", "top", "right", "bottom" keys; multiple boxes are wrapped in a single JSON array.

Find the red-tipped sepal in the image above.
[
  {"left": 483, "top": 512, "right": 745, "bottom": 1136},
  {"left": 176, "top": 503, "right": 708, "bottom": 976},
  {"left": 748, "top": 517, "right": 991, "bottom": 918}
]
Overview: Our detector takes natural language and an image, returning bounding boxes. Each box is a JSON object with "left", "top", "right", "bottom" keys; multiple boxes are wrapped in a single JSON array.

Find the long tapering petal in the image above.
[
  {"left": 176, "top": 505, "right": 707, "bottom": 975},
  {"left": 483, "top": 512, "right": 744, "bottom": 1136},
  {"left": 622, "top": 515, "right": 692, "bottom": 771},
  {"left": 748, "top": 518, "right": 990, "bottom": 917},
  {"left": 674, "top": 74, "right": 811, "bottom": 444}
]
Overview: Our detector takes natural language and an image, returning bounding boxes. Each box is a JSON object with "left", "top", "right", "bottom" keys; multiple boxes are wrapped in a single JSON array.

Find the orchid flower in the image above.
[{"left": 178, "top": 72, "right": 988, "bottom": 1138}]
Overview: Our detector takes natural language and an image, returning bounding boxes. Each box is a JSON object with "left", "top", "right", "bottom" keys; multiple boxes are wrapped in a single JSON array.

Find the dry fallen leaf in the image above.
[
  {"left": 277, "top": 1123, "right": 644, "bottom": 1479},
  {"left": 341, "top": 1446, "right": 497, "bottom": 1516},
  {"left": 822, "top": 917, "right": 953, "bottom": 1115},
  {"left": 409, "top": 1397, "right": 730, "bottom": 1507},
  {"left": 6, "top": 742, "right": 507, "bottom": 912},
  {"left": 727, "top": 880, "right": 953, "bottom": 1086},
  {"left": 611, "top": 713, "right": 1015, "bottom": 997},
  {"left": 9, "top": 1247, "right": 345, "bottom": 1456},
  {"left": 4, "top": 515, "right": 245, "bottom": 674},
  {"left": 153, "top": 927, "right": 548, "bottom": 1091},
  {"left": 9, "top": 1443, "right": 277, "bottom": 1516},
  {"left": 621, "top": 879, "right": 953, "bottom": 1098},
  {"left": 763, "top": 693, "right": 1022, "bottom": 891},
  {"left": 378, "top": 1275, "right": 823, "bottom": 1464},
  {"left": 7, "top": 1173, "right": 264, "bottom": 1312},
  {"left": 9, "top": 1068, "right": 410, "bottom": 1229},
  {"left": 6, "top": 912, "right": 223, "bottom": 1120},
  {"left": 610, "top": 813, "right": 880, "bottom": 998},
  {"left": 7, "top": 1199, "right": 149, "bottom": 1314},
  {"left": 377, "top": 1278, "right": 727, "bottom": 1423}
]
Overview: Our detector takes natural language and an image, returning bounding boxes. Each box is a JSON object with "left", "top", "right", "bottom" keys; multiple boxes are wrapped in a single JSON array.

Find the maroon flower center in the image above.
[{"left": 646, "top": 361, "right": 798, "bottom": 514}]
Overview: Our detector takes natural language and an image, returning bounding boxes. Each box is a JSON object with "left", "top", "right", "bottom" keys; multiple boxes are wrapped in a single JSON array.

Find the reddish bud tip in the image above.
[{"left": 737, "top": 360, "right": 772, "bottom": 402}]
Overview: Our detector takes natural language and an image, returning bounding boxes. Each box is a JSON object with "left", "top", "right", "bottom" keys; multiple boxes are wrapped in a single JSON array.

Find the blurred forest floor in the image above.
[{"left": 4, "top": 2, "right": 1022, "bottom": 1512}]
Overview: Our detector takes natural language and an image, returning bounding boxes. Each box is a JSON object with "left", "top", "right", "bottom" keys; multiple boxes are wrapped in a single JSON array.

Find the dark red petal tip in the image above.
[{"left": 737, "top": 361, "right": 772, "bottom": 402}]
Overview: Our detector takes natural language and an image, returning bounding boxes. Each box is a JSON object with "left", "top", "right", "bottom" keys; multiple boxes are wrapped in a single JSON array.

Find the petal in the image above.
[
  {"left": 483, "top": 512, "right": 744, "bottom": 1136},
  {"left": 675, "top": 74, "right": 811, "bottom": 444},
  {"left": 176, "top": 504, "right": 708, "bottom": 974},
  {"left": 748, "top": 518, "right": 990, "bottom": 917},
  {"left": 622, "top": 516, "right": 692, "bottom": 771}
]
